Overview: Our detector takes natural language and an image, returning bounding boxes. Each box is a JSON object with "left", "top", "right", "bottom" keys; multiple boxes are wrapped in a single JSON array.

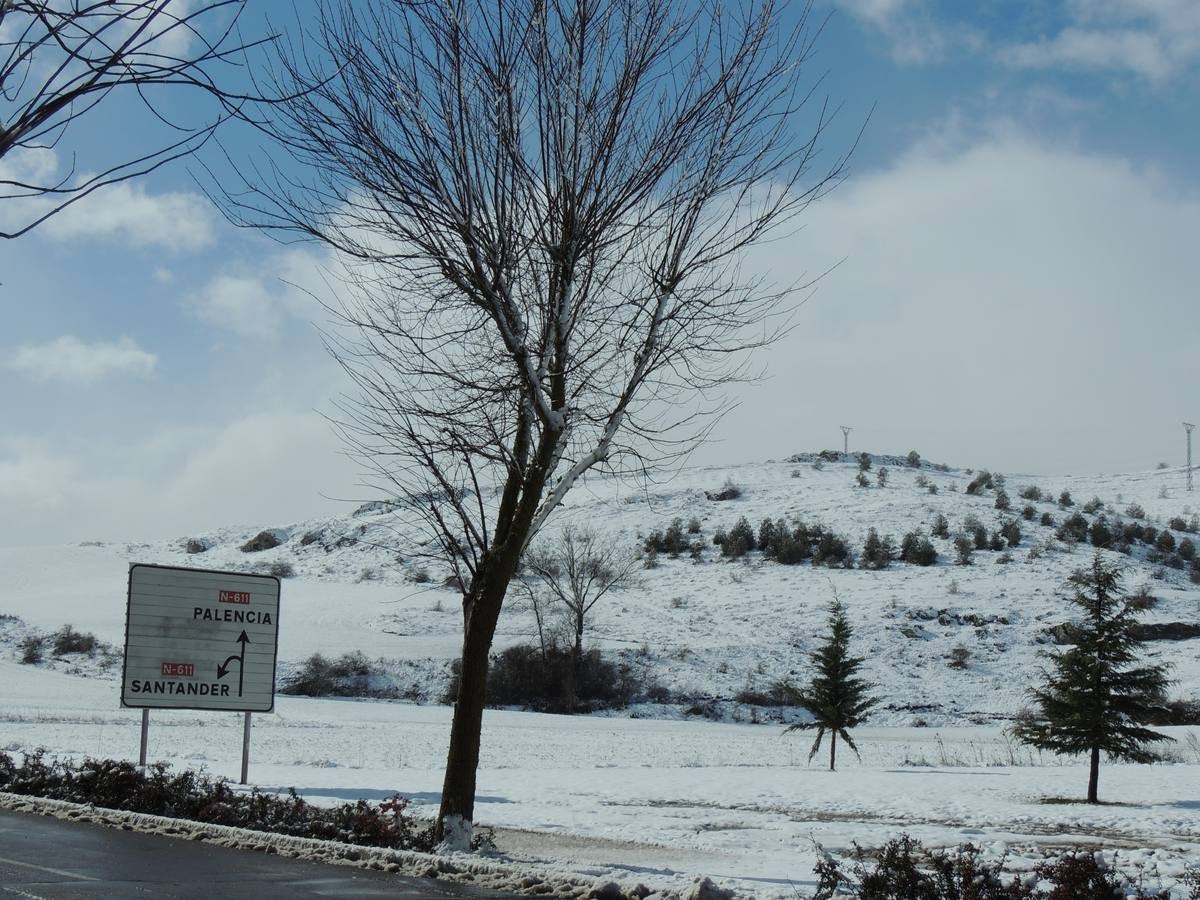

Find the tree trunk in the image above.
[
  {"left": 573, "top": 613, "right": 584, "bottom": 667},
  {"left": 829, "top": 733, "right": 837, "bottom": 772},
  {"left": 436, "top": 575, "right": 508, "bottom": 844},
  {"left": 1087, "top": 745, "right": 1100, "bottom": 803},
  {"left": 570, "top": 613, "right": 584, "bottom": 708}
]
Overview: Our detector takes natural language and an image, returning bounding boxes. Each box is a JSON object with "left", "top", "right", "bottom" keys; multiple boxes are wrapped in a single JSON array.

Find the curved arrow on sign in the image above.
[{"left": 216, "top": 630, "right": 250, "bottom": 697}]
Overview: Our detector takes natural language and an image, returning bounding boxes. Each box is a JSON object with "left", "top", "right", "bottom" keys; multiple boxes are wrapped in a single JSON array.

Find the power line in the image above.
[{"left": 839, "top": 425, "right": 853, "bottom": 457}]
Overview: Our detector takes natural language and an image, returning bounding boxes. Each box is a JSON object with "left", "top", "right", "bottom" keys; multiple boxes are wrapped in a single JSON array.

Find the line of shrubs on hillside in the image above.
[
  {"left": 282, "top": 641, "right": 672, "bottom": 716},
  {"left": 643, "top": 512, "right": 1032, "bottom": 570},
  {"left": 278, "top": 652, "right": 428, "bottom": 702},
  {"left": 963, "top": 472, "right": 1200, "bottom": 580},
  {"left": 442, "top": 643, "right": 668, "bottom": 714},
  {"left": 646, "top": 468, "right": 1200, "bottom": 576},
  {"left": 10, "top": 620, "right": 118, "bottom": 668}
]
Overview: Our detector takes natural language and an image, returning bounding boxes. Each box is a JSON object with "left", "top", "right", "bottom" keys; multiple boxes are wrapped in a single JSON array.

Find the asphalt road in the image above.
[{"left": 0, "top": 809, "right": 522, "bottom": 899}]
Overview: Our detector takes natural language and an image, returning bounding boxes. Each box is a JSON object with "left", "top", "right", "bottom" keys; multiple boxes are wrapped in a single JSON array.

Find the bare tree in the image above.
[
  {"left": 0, "top": 0, "right": 269, "bottom": 238},
  {"left": 227, "top": 0, "right": 850, "bottom": 845},
  {"left": 522, "top": 525, "right": 638, "bottom": 691}
]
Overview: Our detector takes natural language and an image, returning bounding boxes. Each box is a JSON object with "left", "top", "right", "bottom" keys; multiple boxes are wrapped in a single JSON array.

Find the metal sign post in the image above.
[
  {"left": 138, "top": 709, "right": 149, "bottom": 769},
  {"left": 241, "top": 712, "right": 252, "bottom": 784},
  {"left": 121, "top": 563, "right": 281, "bottom": 784}
]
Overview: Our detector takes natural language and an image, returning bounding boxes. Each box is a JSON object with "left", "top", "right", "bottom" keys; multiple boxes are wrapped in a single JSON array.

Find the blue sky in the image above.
[{"left": 3, "top": 0, "right": 1200, "bottom": 545}]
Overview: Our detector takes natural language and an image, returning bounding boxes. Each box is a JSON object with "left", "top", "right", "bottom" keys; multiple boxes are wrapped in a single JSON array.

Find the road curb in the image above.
[{"left": 0, "top": 791, "right": 632, "bottom": 898}]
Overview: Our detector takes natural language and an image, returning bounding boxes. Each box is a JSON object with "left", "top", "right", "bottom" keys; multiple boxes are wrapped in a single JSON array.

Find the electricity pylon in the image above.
[{"left": 1185, "top": 422, "right": 1195, "bottom": 492}]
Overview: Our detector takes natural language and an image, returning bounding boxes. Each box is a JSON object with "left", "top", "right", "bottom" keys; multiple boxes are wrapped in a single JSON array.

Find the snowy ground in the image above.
[
  {"left": 1, "top": 659, "right": 1197, "bottom": 897},
  {"left": 2, "top": 457, "right": 1200, "bottom": 895}
]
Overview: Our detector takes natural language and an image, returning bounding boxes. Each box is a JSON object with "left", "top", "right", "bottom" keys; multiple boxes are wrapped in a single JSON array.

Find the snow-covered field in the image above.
[
  {"left": 2, "top": 658, "right": 1198, "bottom": 897},
  {"left": 2, "top": 456, "right": 1199, "bottom": 896}
]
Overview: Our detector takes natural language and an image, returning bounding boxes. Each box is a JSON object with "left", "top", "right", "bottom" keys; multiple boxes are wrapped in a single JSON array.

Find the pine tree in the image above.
[
  {"left": 861, "top": 528, "right": 892, "bottom": 570},
  {"left": 785, "top": 601, "right": 878, "bottom": 770},
  {"left": 1010, "top": 553, "right": 1172, "bottom": 803}
]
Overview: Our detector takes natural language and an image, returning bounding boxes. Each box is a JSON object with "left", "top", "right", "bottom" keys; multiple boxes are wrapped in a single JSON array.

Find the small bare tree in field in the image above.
[
  {"left": 522, "top": 525, "right": 638, "bottom": 689},
  {"left": 1, "top": 0, "right": 268, "bottom": 238},
  {"left": 228, "top": 0, "right": 850, "bottom": 845}
]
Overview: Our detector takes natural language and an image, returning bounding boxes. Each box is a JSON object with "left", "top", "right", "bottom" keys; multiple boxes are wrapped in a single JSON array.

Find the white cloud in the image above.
[
  {"left": 836, "top": 0, "right": 907, "bottom": 27},
  {"left": 5, "top": 335, "right": 158, "bottom": 384},
  {"left": 40, "top": 181, "right": 216, "bottom": 251},
  {"left": 0, "top": 438, "right": 77, "bottom": 512},
  {"left": 998, "top": 0, "right": 1200, "bottom": 79},
  {"left": 157, "top": 411, "right": 355, "bottom": 526},
  {"left": 833, "top": 0, "right": 982, "bottom": 64},
  {"left": 187, "top": 274, "right": 284, "bottom": 338},
  {"left": 185, "top": 249, "right": 334, "bottom": 338},
  {"left": 2, "top": 147, "right": 215, "bottom": 248},
  {"left": 710, "top": 123, "right": 1200, "bottom": 475},
  {"left": 131, "top": 0, "right": 198, "bottom": 59},
  {"left": 0, "top": 409, "right": 360, "bottom": 546},
  {"left": 0, "top": 147, "right": 58, "bottom": 187}
]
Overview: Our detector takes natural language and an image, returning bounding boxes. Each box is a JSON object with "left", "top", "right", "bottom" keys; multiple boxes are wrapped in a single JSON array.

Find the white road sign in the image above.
[{"left": 121, "top": 564, "right": 281, "bottom": 712}]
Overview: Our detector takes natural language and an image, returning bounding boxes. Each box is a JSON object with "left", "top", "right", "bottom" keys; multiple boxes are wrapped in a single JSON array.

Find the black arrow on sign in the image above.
[{"left": 216, "top": 630, "right": 250, "bottom": 697}]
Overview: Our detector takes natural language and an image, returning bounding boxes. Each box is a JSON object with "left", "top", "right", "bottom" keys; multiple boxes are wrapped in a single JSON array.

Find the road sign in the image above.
[{"left": 121, "top": 563, "right": 281, "bottom": 713}]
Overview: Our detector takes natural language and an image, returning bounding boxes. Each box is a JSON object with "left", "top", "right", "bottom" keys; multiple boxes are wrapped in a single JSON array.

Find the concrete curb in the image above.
[{"left": 0, "top": 791, "right": 647, "bottom": 898}]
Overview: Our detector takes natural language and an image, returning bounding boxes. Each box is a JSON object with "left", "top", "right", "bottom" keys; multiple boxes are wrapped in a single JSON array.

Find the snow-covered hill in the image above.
[{"left": 3, "top": 453, "right": 1198, "bottom": 727}]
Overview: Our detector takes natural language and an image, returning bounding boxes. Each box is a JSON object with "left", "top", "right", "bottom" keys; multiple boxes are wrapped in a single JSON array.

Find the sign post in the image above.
[
  {"left": 241, "top": 711, "right": 252, "bottom": 785},
  {"left": 121, "top": 564, "right": 281, "bottom": 782},
  {"left": 138, "top": 709, "right": 149, "bottom": 769}
]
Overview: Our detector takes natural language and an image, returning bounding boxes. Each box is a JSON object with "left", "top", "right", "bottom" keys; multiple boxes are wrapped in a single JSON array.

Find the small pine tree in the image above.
[
  {"left": 954, "top": 534, "right": 973, "bottom": 565},
  {"left": 972, "top": 524, "right": 988, "bottom": 550},
  {"left": 784, "top": 600, "right": 877, "bottom": 770},
  {"left": 813, "top": 531, "right": 853, "bottom": 568},
  {"left": 1001, "top": 520, "right": 1021, "bottom": 548},
  {"left": 994, "top": 489, "right": 1011, "bottom": 511},
  {"left": 1089, "top": 519, "right": 1112, "bottom": 548},
  {"left": 931, "top": 514, "right": 950, "bottom": 538},
  {"left": 772, "top": 522, "right": 809, "bottom": 564},
  {"left": 722, "top": 517, "right": 755, "bottom": 558},
  {"left": 899, "top": 531, "right": 938, "bottom": 566},
  {"left": 876, "top": 466, "right": 888, "bottom": 487},
  {"left": 858, "top": 451, "right": 872, "bottom": 472},
  {"left": 861, "top": 528, "right": 892, "bottom": 570},
  {"left": 1010, "top": 554, "right": 1172, "bottom": 803},
  {"left": 757, "top": 518, "right": 776, "bottom": 552}
]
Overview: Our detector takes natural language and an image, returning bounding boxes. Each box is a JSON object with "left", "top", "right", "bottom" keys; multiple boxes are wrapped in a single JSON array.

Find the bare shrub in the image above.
[
  {"left": 52, "top": 625, "right": 98, "bottom": 657},
  {"left": 19, "top": 636, "right": 43, "bottom": 664},
  {"left": 240, "top": 530, "right": 282, "bottom": 553}
]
